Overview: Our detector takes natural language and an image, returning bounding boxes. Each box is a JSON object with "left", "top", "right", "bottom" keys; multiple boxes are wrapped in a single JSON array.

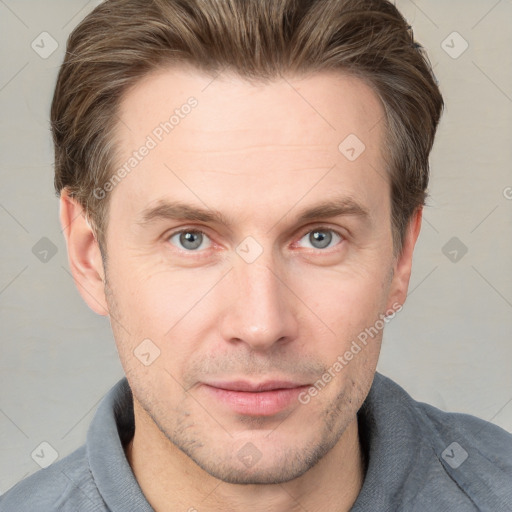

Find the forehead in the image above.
[
  {"left": 110, "top": 66, "right": 388, "bottom": 227},
  {"left": 117, "top": 66, "right": 384, "bottom": 149}
]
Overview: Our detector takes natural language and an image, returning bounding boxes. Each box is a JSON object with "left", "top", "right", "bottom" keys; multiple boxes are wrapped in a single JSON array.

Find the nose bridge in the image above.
[
  {"left": 220, "top": 249, "right": 297, "bottom": 350},
  {"left": 239, "top": 257, "right": 280, "bottom": 311}
]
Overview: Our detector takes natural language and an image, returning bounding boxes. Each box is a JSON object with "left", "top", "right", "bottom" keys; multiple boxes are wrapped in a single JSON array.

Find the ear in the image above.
[
  {"left": 59, "top": 189, "right": 109, "bottom": 316},
  {"left": 385, "top": 207, "right": 423, "bottom": 311}
]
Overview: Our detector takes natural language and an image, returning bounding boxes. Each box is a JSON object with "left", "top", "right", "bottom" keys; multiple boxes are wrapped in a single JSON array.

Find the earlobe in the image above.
[
  {"left": 385, "top": 207, "right": 423, "bottom": 311},
  {"left": 59, "top": 189, "right": 109, "bottom": 316}
]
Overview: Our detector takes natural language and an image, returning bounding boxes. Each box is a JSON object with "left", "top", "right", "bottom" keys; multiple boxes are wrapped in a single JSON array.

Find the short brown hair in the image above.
[{"left": 52, "top": 0, "right": 443, "bottom": 256}]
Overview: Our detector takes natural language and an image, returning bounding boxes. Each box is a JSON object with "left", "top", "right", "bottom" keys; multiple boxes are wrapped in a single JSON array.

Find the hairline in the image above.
[{"left": 91, "top": 65, "right": 405, "bottom": 263}]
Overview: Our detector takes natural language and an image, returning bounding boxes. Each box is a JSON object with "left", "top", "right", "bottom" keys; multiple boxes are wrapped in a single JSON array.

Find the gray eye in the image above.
[
  {"left": 181, "top": 231, "right": 202, "bottom": 250},
  {"left": 310, "top": 230, "right": 332, "bottom": 249},
  {"left": 169, "top": 230, "right": 210, "bottom": 251},
  {"left": 298, "top": 229, "right": 341, "bottom": 250}
]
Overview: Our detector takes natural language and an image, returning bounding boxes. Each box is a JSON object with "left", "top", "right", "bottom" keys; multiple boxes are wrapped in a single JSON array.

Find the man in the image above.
[{"left": 2, "top": 0, "right": 511, "bottom": 510}]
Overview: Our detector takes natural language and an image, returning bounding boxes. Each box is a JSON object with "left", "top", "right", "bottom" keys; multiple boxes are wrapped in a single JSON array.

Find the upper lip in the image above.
[{"left": 204, "top": 380, "right": 308, "bottom": 392}]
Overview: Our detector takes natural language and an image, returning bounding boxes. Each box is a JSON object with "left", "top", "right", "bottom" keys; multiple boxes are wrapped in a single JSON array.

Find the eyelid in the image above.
[
  {"left": 296, "top": 224, "right": 345, "bottom": 239},
  {"left": 293, "top": 225, "right": 345, "bottom": 250},
  {"left": 164, "top": 224, "right": 345, "bottom": 253},
  {"left": 165, "top": 225, "right": 210, "bottom": 239},
  {"left": 166, "top": 227, "right": 213, "bottom": 252}
]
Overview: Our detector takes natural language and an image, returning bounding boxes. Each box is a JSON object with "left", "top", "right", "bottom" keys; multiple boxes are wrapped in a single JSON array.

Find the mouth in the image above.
[{"left": 200, "top": 380, "right": 310, "bottom": 416}]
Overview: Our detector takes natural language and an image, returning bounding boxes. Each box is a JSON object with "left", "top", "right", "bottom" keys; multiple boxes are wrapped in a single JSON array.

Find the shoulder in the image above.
[
  {"left": 376, "top": 373, "right": 512, "bottom": 508},
  {"left": 373, "top": 372, "right": 512, "bottom": 456},
  {"left": 418, "top": 402, "right": 512, "bottom": 510},
  {"left": 413, "top": 389, "right": 512, "bottom": 467},
  {"left": 0, "top": 445, "right": 107, "bottom": 512},
  {"left": 418, "top": 397, "right": 512, "bottom": 474}
]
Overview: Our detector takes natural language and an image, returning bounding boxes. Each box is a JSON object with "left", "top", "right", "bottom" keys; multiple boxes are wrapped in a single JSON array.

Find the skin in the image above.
[{"left": 60, "top": 67, "right": 422, "bottom": 512}]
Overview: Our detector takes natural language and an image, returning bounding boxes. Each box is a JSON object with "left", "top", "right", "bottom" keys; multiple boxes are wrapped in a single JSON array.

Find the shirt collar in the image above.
[{"left": 86, "top": 372, "right": 428, "bottom": 511}]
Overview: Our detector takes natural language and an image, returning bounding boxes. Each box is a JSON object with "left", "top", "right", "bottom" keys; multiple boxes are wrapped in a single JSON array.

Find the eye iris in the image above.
[
  {"left": 180, "top": 231, "right": 203, "bottom": 250},
  {"left": 309, "top": 230, "right": 332, "bottom": 249}
]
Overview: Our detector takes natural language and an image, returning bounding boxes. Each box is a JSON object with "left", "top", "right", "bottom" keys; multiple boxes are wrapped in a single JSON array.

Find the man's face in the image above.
[{"left": 98, "top": 67, "right": 410, "bottom": 484}]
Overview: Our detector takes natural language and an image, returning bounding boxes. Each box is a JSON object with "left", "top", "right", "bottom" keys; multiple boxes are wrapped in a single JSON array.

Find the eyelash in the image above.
[
  {"left": 166, "top": 226, "right": 345, "bottom": 253},
  {"left": 295, "top": 225, "right": 344, "bottom": 251},
  {"left": 166, "top": 228, "right": 213, "bottom": 255}
]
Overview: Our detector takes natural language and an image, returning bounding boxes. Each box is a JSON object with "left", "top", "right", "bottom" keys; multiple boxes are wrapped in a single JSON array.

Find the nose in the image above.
[{"left": 218, "top": 254, "right": 299, "bottom": 352}]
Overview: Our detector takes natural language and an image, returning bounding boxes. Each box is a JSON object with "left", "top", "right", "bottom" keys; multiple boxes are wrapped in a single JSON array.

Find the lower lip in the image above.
[{"left": 201, "top": 385, "right": 310, "bottom": 416}]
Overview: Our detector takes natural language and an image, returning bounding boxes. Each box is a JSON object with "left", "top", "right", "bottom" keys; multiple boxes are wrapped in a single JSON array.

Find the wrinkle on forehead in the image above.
[{"left": 108, "top": 67, "right": 389, "bottom": 236}]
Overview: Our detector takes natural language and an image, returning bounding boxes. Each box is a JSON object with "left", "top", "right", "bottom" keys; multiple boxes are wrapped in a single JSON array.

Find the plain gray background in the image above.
[{"left": 1, "top": 0, "right": 511, "bottom": 494}]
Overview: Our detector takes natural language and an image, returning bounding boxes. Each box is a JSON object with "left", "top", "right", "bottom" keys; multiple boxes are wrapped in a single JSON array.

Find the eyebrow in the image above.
[
  {"left": 136, "top": 196, "right": 370, "bottom": 228},
  {"left": 295, "top": 197, "right": 370, "bottom": 224},
  {"left": 137, "top": 201, "right": 229, "bottom": 226}
]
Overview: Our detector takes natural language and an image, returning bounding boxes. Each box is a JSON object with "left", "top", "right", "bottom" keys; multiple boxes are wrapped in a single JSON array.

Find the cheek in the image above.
[
  {"left": 105, "top": 270, "right": 193, "bottom": 390},
  {"left": 105, "top": 258, "right": 220, "bottom": 365},
  {"left": 106, "top": 253, "right": 179, "bottom": 323},
  {"left": 289, "top": 266, "right": 390, "bottom": 376},
  {"left": 295, "top": 266, "right": 389, "bottom": 331}
]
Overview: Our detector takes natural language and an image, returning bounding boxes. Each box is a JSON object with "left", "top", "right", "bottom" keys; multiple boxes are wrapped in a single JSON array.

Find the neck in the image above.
[{"left": 125, "top": 399, "right": 365, "bottom": 512}]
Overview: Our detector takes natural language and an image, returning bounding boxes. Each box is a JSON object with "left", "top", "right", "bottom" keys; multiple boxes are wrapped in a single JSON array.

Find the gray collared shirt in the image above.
[{"left": 2, "top": 372, "right": 511, "bottom": 511}]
